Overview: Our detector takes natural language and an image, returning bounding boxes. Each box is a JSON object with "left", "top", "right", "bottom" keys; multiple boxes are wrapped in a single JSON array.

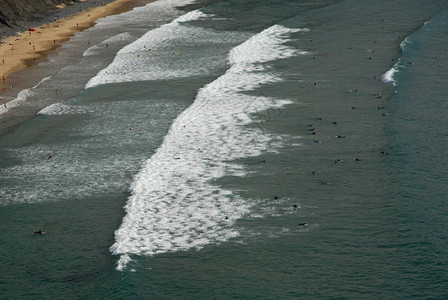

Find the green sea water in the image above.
[{"left": 1, "top": 0, "right": 448, "bottom": 298}]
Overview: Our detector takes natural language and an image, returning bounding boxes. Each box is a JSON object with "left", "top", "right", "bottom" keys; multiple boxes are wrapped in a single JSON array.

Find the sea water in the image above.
[{"left": 1, "top": 0, "right": 448, "bottom": 298}]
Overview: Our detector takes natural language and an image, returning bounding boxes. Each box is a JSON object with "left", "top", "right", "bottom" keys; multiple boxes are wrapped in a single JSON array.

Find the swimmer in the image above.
[{"left": 47, "top": 155, "right": 53, "bottom": 161}]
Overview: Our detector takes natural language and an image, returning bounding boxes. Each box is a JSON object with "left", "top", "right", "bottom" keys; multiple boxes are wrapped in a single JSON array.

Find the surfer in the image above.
[
  {"left": 297, "top": 223, "right": 308, "bottom": 227},
  {"left": 33, "top": 230, "right": 45, "bottom": 235}
]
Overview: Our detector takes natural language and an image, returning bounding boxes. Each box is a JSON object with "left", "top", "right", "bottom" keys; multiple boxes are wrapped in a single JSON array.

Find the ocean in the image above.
[{"left": 1, "top": 0, "right": 448, "bottom": 298}]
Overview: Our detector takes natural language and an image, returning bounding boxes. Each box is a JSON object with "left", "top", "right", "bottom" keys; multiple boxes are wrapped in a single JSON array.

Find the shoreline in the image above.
[{"left": 0, "top": 0, "right": 152, "bottom": 102}]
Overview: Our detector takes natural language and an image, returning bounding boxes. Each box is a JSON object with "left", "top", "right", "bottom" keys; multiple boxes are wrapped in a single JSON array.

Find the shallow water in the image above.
[{"left": 1, "top": 0, "right": 448, "bottom": 298}]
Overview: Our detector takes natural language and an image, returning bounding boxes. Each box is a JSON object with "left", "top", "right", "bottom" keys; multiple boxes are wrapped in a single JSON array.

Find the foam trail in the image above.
[
  {"left": 83, "top": 32, "right": 132, "bottom": 57},
  {"left": 38, "top": 103, "right": 94, "bottom": 115},
  {"left": 0, "top": 76, "right": 51, "bottom": 114},
  {"left": 382, "top": 36, "right": 413, "bottom": 85},
  {"left": 86, "top": 10, "right": 213, "bottom": 88},
  {"left": 110, "top": 24, "right": 309, "bottom": 271}
]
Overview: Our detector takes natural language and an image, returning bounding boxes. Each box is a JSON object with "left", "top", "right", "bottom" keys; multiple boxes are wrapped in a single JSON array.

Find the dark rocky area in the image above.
[{"left": 0, "top": 0, "right": 116, "bottom": 38}]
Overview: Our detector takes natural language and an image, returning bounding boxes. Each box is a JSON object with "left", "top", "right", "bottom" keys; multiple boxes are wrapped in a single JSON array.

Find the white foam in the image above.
[
  {"left": 381, "top": 67, "right": 398, "bottom": 85},
  {"left": 111, "top": 25, "right": 307, "bottom": 270},
  {"left": 400, "top": 36, "right": 411, "bottom": 51},
  {"left": 382, "top": 36, "right": 412, "bottom": 86},
  {"left": 0, "top": 76, "right": 51, "bottom": 114},
  {"left": 86, "top": 10, "right": 215, "bottom": 88},
  {"left": 37, "top": 103, "right": 94, "bottom": 115},
  {"left": 83, "top": 32, "right": 132, "bottom": 57}
]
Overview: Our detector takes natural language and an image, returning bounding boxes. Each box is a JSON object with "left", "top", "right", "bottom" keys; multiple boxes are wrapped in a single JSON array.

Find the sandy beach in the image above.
[{"left": 0, "top": 0, "right": 150, "bottom": 92}]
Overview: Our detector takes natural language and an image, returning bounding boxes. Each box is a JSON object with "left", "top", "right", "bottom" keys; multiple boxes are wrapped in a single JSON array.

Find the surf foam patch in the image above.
[
  {"left": 37, "top": 103, "right": 95, "bottom": 115},
  {"left": 111, "top": 24, "right": 309, "bottom": 271},
  {"left": 86, "top": 10, "right": 220, "bottom": 88},
  {"left": 0, "top": 77, "right": 51, "bottom": 115}
]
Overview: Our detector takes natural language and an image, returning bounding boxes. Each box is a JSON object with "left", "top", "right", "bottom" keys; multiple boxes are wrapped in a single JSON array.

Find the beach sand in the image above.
[{"left": 0, "top": 0, "right": 151, "bottom": 95}]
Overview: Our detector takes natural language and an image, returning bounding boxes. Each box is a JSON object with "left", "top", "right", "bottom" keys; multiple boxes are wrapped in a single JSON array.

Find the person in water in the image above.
[{"left": 33, "top": 230, "right": 45, "bottom": 235}]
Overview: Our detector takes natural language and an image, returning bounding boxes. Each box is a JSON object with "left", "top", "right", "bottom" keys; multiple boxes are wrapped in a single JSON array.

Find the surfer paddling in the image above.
[{"left": 33, "top": 229, "right": 45, "bottom": 235}]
